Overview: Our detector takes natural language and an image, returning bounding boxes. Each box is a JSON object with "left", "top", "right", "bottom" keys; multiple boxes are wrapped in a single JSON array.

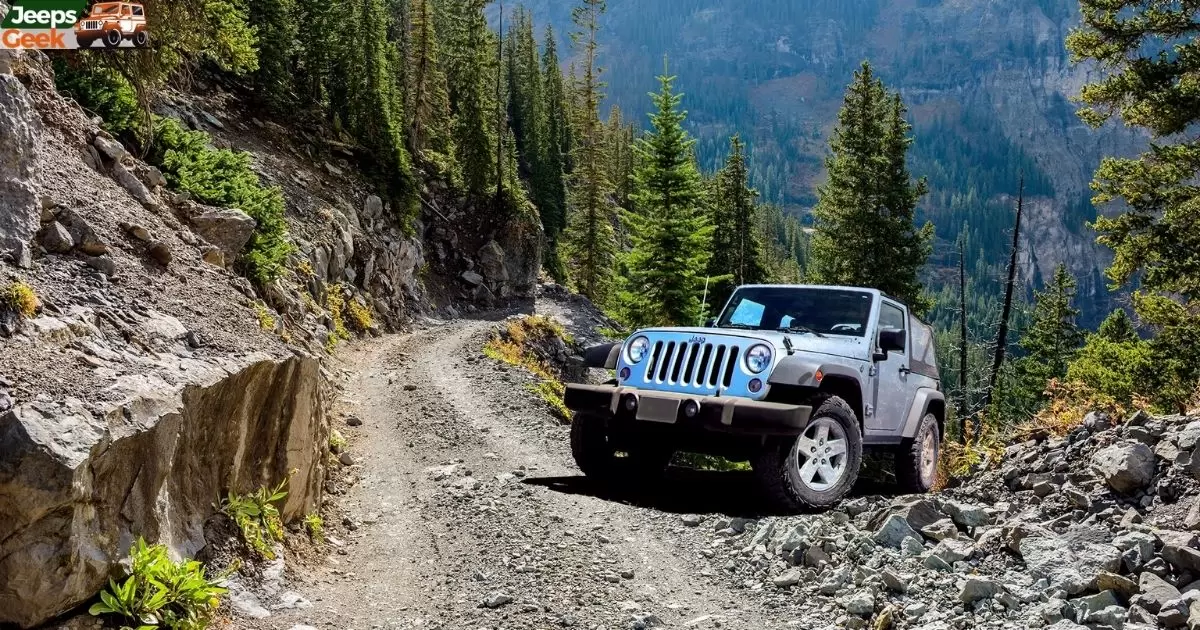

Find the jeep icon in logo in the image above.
[{"left": 74, "top": 2, "right": 148, "bottom": 48}]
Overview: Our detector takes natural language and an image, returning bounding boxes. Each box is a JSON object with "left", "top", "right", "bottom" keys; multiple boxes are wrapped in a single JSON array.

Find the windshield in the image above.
[
  {"left": 90, "top": 3, "right": 121, "bottom": 15},
  {"left": 717, "top": 286, "right": 874, "bottom": 337}
]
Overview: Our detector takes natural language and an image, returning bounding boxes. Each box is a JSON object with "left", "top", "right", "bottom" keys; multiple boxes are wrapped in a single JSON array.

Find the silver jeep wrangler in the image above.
[{"left": 564, "top": 284, "right": 945, "bottom": 510}]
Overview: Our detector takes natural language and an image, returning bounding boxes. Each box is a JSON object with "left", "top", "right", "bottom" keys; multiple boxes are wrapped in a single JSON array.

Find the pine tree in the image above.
[
  {"left": 1097, "top": 309, "right": 1137, "bottom": 343},
  {"left": 618, "top": 69, "right": 714, "bottom": 327},
  {"left": 563, "top": 0, "right": 617, "bottom": 302},
  {"left": 331, "top": 0, "right": 417, "bottom": 222},
  {"left": 294, "top": 0, "right": 334, "bottom": 109},
  {"left": 407, "top": 0, "right": 455, "bottom": 172},
  {"left": 439, "top": 0, "right": 497, "bottom": 197},
  {"left": 708, "top": 134, "right": 765, "bottom": 306},
  {"left": 247, "top": 0, "right": 298, "bottom": 113},
  {"left": 1021, "top": 264, "right": 1085, "bottom": 380},
  {"left": 537, "top": 25, "right": 570, "bottom": 270},
  {"left": 809, "top": 61, "right": 932, "bottom": 313},
  {"left": 1067, "top": 0, "right": 1200, "bottom": 410}
]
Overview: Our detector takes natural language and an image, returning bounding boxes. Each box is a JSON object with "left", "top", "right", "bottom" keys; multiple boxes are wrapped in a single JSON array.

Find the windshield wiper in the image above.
[
  {"left": 778, "top": 324, "right": 826, "bottom": 338},
  {"left": 718, "top": 323, "right": 759, "bottom": 330}
]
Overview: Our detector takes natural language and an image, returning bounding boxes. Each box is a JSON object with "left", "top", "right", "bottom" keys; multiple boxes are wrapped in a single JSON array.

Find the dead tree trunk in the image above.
[
  {"left": 981, "top": 175, "right": 1024, "bottom": 415},
  {"left": 958, "top": 234, "right": 969, "bottom": 443}
]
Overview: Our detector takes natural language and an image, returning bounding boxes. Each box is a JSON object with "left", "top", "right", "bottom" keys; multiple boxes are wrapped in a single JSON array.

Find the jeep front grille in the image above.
[
  {"left": 643, "top": 341, "right": 740, "bottom": 390},
  {"left": 83, "top": 20, "right": 101, "bottom": 29}
]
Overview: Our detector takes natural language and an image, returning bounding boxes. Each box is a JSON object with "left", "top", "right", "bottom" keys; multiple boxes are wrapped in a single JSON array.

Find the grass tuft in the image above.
[
  {"left": 1, "top": 281, "right": 38, "bottom": 318},
  {"left": 484, "top": 316, "right": 572, "bottom": 421}
]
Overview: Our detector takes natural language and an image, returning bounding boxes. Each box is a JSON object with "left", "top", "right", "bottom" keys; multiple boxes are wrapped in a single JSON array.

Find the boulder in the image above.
[
  {"left": 920, "top": 518, "right": 960, "bottom": 541},
  {"left": 870, "top": 497, "right": 946, "bottom": 534},
  {"left": 1020, "top": 532, "right": 1121, "bottom": 595},
  {"left": 930, "top": 538, "right": 973, "bottom": 564},
  {"left": 38, "top": 221, "right": 73, "bottom": 253},
  {"left": 461, "top": 270, "right": 485, "bottom": 286},
  {"left": 0, "top": 355, "right": 327, "bottom": 628},
  {"left": 92, "top": 134, "right": 127, "bottom": 162},
  {"left": 942, "top": 499, "right": 991, "bottom": 529},
  {"left": 1163, "top": 544, "right": 1200, "bottom": 574},
  {"left": 1091, "top": 441, "right": 1156, "bottom": 494},
  {"left": 1137, "top": 572, "right": 1183, "bottom": 613},
  {"left": 478, "top": 239, "right": 509, "bottom": 285},
  {"left": 873, "top": 514, "right": 920, "bottom": 548},
  {"left": 112, "top": 162, "right": 157, "bottom": 208},
  {"left": 56, "top": 208, "right": 107, "bottom": 256},
  {"left": 363, "top": 195, "right": 384, "bottom": 220},
  {"left": 959, "top": 577, "right": 1003, "bottom": 603},
  {"left": 186, "top": 205, "right": 257, "bottom": 260},
  {"left": 146, "top": 241, "right": 172, "bottom": 265}
]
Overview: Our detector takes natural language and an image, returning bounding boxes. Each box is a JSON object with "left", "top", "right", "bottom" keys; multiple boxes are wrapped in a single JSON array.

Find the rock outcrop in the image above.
[{"left": 0, "top": 352, "right": 325, "bottom": 628}]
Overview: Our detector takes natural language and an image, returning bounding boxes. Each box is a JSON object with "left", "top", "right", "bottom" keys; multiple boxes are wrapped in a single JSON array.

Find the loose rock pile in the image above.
[{"left": 670, "top": 411, "right": 1200, "bottom": 629}]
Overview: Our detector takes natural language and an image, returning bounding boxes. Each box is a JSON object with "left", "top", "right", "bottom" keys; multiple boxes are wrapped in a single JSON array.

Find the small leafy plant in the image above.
[
  {"left": 1, "top": 281, "right": 38, "bottom": 317},
  {"left": 89, "top": 537, "right": 229, "bottom": 630},
  {"left": 324, "top": 287, "right": 351, "bottom": 352},
  {"left": 303, "top": 513, "right": 324, "bottom": 545},
  {"left": 218, "top": 478, "right": 289, "bottom": 559},
  {"left": 345, "top": 292, "right": 374, "bottom": 333},
  {"left": 253, "top": 301, "right": 276, "bottom": 331},
  {"left": 328, "top": 428, "right": 347, "bottom": 452}
]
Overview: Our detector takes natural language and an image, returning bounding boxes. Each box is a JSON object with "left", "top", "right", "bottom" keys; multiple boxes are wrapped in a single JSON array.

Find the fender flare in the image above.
[
  {"left": 767, "top": 358, "right": 861, "bottom": 388},
  {"left": 583, "top": 342, "right": 621, "bottom": 369},
  {"left": 900, "top": 388, "right": 946, "bottom": 439}
]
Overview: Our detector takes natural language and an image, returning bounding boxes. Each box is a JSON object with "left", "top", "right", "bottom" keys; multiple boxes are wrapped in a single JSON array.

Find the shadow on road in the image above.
[{"left": 523, "top": 467, "right": 902, "bottom": 519}]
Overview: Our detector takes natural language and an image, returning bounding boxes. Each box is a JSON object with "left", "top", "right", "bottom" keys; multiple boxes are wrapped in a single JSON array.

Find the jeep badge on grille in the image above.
[{"left": 688, "top": 335, "right": 706, "bottom": 344}]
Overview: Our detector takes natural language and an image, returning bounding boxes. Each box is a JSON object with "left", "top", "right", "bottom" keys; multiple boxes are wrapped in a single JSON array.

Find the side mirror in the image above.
[
  {"left": 877, "top": 329, "right": 905, "bottom": 357},
  {"left": 873, "top": 349, "right": 888, "bottom": 362},
  {"left": 703, "top": 318, "right": 715, "bottom": 328}
]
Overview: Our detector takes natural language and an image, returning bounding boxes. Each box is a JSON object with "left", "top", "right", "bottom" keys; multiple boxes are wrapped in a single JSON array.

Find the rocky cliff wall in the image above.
[{"left": 0, "top": 47, "right": 331, "bottom": 629}]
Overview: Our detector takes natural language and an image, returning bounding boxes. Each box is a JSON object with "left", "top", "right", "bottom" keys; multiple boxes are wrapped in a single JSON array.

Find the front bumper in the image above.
[{"left": 564, "top": 384, "right": 812, "bottom": 436}]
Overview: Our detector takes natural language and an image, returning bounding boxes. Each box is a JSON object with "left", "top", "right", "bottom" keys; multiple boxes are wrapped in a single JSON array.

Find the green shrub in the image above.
[
  {"left": 1, "top": 281, "right": 38, "bottom": 317},
  {"left": 218, "top": 478, "right": 288, "bottom": 559},
  {"left": 52, "top": 58, "right": 143, "bottom": 140},
  {"left": 150, "top": 117, "right": 291, "bottom": 284},
  {"left": 1067, "top": 334, "right": 1157, "bottom": 407},
  {"left": 88, "top": 537, "right": 229, "bottom": 630},
  {"left": 303, "top": 513, "right": 324, "bottom": 545}
]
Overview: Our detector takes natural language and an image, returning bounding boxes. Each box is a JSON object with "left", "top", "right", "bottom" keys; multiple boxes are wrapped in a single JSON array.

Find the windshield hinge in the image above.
[
  {"left": 865, "top": 403, "right": 874, "bottom": 417},
  {"left": 782, "top": 336, "right": 795, "bottom": 355}
]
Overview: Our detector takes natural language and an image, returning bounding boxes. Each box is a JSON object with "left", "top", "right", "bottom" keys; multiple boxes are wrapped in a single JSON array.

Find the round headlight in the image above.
[
  {"left": 626, "top": 336, "right": 651, "bottom": 364},
  {"left": 745, "top": 344, "right": 773, "bottom": 374}
]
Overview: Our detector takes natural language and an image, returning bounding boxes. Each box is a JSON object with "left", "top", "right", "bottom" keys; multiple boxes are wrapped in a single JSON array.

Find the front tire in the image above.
[
  {"left": 102, "top": 29, "right": 122, "bottom": 48},
  {"left": 570, "top": 411, "right": 672, "bottom": 483},
  {"left": 896, "top": 413, "right": 940, "bottom": 493},
  {"left": 752, "top": 396, "right": 862, "bottom": 511},
  {"left": 76, "top": 36, "right": 95, "bottom": 48}
]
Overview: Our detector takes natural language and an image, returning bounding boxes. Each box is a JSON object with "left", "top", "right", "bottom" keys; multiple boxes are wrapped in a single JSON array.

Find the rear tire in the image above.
[
  {"left": 896, "top": 413, "right": 940, "bottom": 493},
  {"left": 752, "top": 395, "right": 862, "bottom": 511},
  {"left": 133, "top": 30, "right": 149, "bottom": 48}
]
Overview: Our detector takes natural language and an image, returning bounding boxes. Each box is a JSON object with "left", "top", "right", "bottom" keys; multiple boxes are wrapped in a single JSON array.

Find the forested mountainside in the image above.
[{"left": 513, "top": 0, "right": 1143, "bottom": 327}]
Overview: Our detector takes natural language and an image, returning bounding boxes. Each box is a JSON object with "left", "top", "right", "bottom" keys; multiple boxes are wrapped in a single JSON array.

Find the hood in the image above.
[{"left": 633, "top": 327, "right": 871, "bottom": 361}]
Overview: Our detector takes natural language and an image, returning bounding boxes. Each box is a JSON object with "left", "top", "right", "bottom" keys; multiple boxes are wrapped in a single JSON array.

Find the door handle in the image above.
[{"left": 899, "top": 366, "right": 911, "bottom": 376}]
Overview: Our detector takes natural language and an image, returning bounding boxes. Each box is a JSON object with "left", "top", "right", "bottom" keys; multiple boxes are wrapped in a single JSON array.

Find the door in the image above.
[
  {"left": 869, "top": 300, "right": 914, "bottom": 432},
  {"left": 120, "top": 5, "right": 133, "bottom": 35}
]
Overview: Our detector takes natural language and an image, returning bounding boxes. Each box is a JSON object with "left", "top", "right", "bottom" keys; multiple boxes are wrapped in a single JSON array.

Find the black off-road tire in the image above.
[
  {"left": 570, "top": 411, "right": 672, "bottom": 483},
  {"left": 571, "top": 411, "right": 615, "bottom": 479},
  {"left": 751, "top": 395, "right": 863, "bottom": 511},
  {"left": 76, "top": 36, "right": 96, "bottom": 48},
  {"left": 895, "top": 412, "right": 940, "bottom": 493},
  {"left": 103, "top": 29, "right": 123, "bottom": 48},
  {"left": 133, "top": 30, "right": 149, "bottom": 48}
]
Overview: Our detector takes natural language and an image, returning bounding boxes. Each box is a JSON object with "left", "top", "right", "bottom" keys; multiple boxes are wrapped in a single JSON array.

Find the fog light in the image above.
[
  {"left": 748, "top": 378, "right": 763, "bottom": 393},
  {"left": 682, "top": 399, "right": 700, "bottom": 418},
  {"left": 619, "top": 367, "right": 631, "bottom": 380},
  {"left": 623, "top": 394, "right": 638, "bottom": 412}
]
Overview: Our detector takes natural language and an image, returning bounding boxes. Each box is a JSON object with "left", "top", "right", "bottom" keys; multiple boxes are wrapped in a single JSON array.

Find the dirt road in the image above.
[{"left": 264, "top": 318, "right": 784, "bottom": 630}]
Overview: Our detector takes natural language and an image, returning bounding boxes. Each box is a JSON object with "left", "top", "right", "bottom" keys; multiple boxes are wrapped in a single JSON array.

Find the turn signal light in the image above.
[
  {"left": 619, "top": 367, "right": 631, "bottom": 380},
  {"left": 814, "top": 369, "right": 824, "bottom": 383},
  {"left": 748, "top": 378, "right": 763, "bottom": 393}
]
